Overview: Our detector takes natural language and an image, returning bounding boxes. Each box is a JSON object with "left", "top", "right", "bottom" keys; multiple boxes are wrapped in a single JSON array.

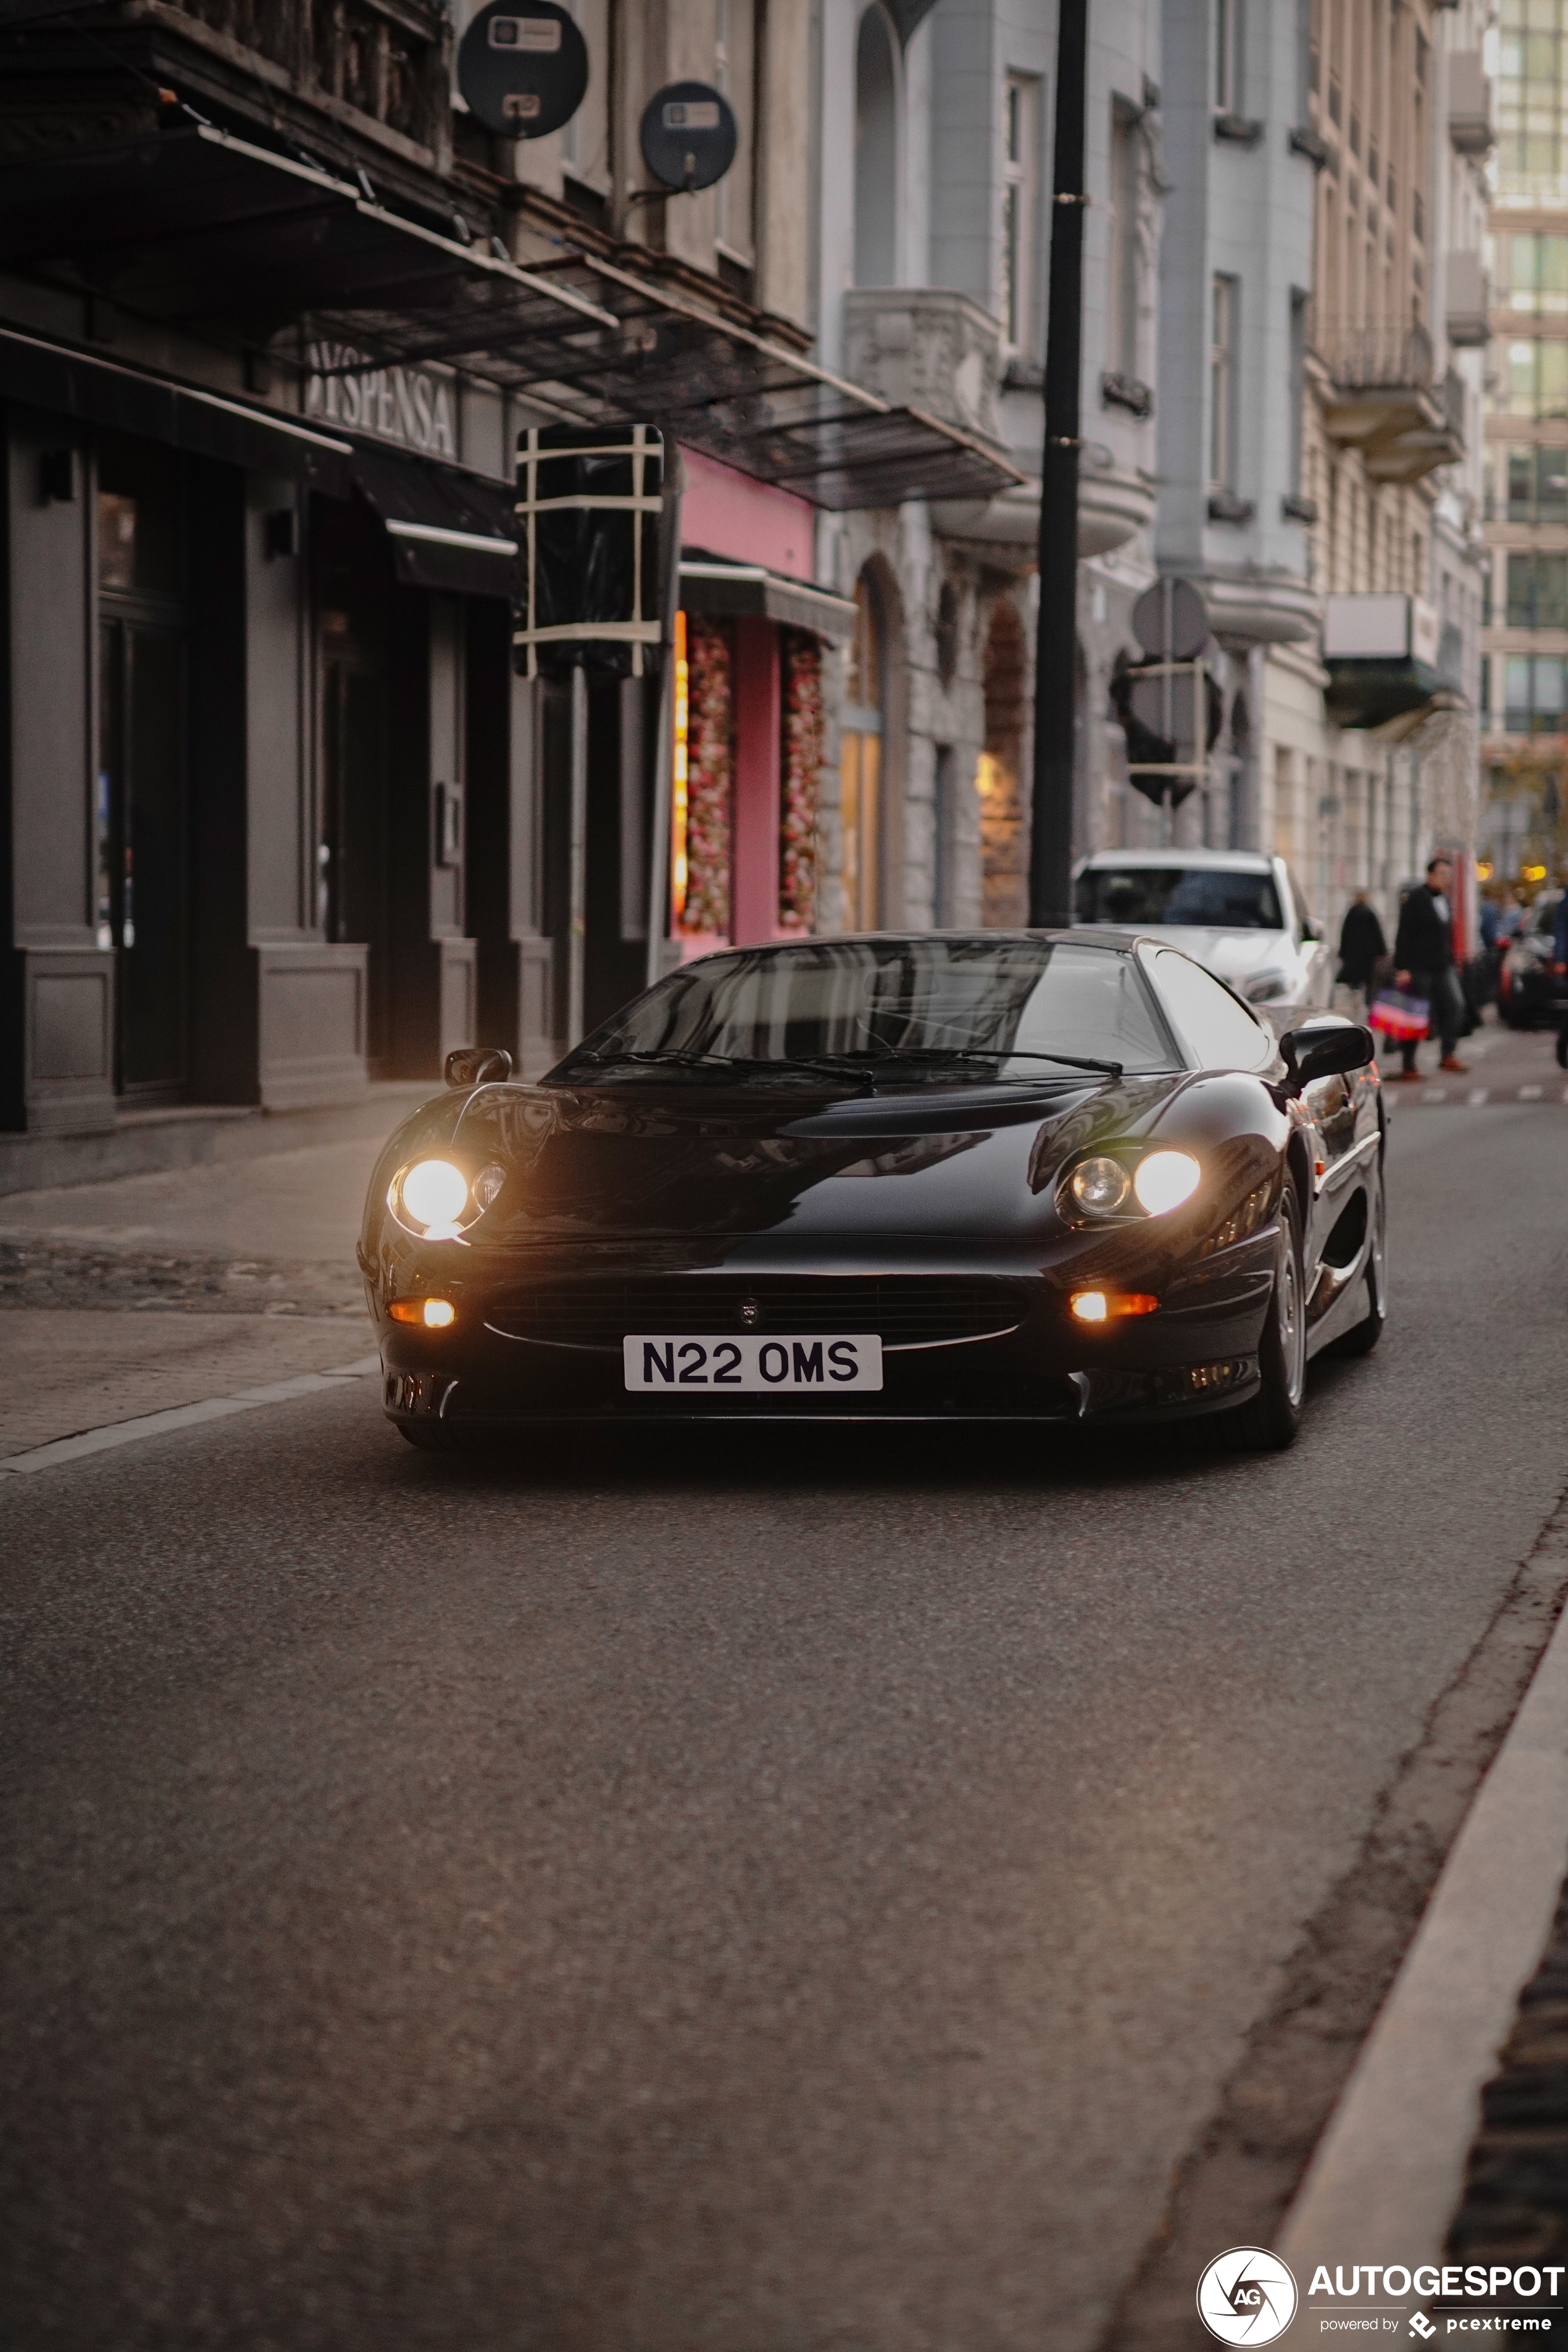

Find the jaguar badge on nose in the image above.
[{"left": 740, "top": 1301, "right": 761, "bottom": 1330}]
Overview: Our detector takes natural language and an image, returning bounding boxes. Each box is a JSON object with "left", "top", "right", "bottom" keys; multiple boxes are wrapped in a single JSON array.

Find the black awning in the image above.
[
  {"left": 678, "top": 556, "right": 857, "bottom": 642},
  {"left": 0, "top": 122, "right": 615, "bottom": 344},
  {"left": 0, "top": 320, "right": 352, "bottom": 490},
  {"left": 321, "top": 250, "right": 1024, "bottom": 510},
  {"left": 351, "top": 447, "right": 517, "bottom": 598}
]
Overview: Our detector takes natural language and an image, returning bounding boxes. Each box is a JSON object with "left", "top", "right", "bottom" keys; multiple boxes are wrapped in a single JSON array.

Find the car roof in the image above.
[{"left": 1076, "top": 848, "right": 1277, "bottom": 874}]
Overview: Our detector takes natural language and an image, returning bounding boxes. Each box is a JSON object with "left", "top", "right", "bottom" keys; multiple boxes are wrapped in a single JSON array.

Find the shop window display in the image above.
[
  {"left": 779, "top": 630, "right": 824, "bottom": 932},
  {"left": 683, "top": 617, "right": 735, "bottom": 938}
]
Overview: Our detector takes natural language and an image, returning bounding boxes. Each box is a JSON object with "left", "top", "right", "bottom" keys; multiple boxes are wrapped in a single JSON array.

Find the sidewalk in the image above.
[{"left": 0, "top": 1095, "right": 418, "bottom": 1457}]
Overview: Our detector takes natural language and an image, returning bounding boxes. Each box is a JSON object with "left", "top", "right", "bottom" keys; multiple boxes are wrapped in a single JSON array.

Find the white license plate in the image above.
[{"left": 623, "top": 1333, "right": 884, "bottom": 1393}]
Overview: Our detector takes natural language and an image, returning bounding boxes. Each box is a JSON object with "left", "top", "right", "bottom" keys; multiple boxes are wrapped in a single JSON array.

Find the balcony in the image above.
[
  {"left": 125, "top": 0, "right": 454, "bottom": 170},
  {"left": 1445, "top": 251, "right": 1491, "bottom": 349},
  {"left": 1322, "top": 593, "right": 1445, "bottom": 730},
  {"left": 1313, "top": 320, "right": 1465, "bottom": 484},
  {"left": 843, "top": 288, "right": 1004, "bottom": 446},
  {"left": 1447, "top": 51, "right": 1495, "bottom": 157}
]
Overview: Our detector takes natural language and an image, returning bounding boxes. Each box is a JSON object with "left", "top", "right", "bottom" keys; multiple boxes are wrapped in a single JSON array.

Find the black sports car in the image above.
[{"left": 359, "top": 932, "right": 1385, "bottom": 1453}]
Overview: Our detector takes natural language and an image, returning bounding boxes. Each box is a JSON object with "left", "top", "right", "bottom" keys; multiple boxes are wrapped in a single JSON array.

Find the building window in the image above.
[
  {"left": 1503, "top": 339, "right": 1568, "bottom": 419},
  {"left": 839, "top": 571, "right": 885, "bottom": 929},
  {"left": 1499, "top": 235, "right": 1568, "bottom": 317},
  {"left": 1107, "top": 102, "right": 1141, "bottom": 379},
  {"left": 854, "top": 6, "right": 897, "bottom": 288},
  {"left": 1520, "top": 447, "right": 1568, "bottom": 524},
  {"left": 1504, "top": 655, "right": 1568, "bottom": 735},
  {"left": 1001, "top": 73, "right": 1040, "bottom": 351},
  {"left": 1288, "top": 288, "right": 1308, "bottom": 497},
  {"left": 1215, "top": 0, "right": 1241, "bottom": 111},
  {"left": 1506, "top": 551, "right": 1568, "bottom": 630},
  {"left": 1209, "top": 273, "right": 1238, "bottom": 493}
]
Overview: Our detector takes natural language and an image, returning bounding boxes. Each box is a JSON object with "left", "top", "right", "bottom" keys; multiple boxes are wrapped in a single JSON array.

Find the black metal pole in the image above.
[{"left": 1029, "top": 0, "right": 1088, "bottom": 928}]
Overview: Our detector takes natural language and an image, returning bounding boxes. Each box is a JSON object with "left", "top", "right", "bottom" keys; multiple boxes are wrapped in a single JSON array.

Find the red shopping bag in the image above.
[{"left": 1368, "top": 988, "right": 1429, "bottom": 1041}]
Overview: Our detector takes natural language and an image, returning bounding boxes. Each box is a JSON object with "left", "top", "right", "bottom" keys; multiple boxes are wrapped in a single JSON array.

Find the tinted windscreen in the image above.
[
  {"left": 1077, "top": 865, "right": 1284, "bottom": 930},
  {"left": 555, "top": 938, "right": 1175, "bottom": 1083}
]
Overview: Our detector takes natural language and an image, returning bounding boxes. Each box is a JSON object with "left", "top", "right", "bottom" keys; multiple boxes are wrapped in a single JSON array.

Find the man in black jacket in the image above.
[
  {"left": 1337, "top": 891, "right": 1388, "bottom": 1007},
  {"left": 1393, "top": 855, "right": 1466, "bottom": 1079}
]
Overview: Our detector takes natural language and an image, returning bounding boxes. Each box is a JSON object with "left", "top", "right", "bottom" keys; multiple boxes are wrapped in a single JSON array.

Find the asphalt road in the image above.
[{"left": 5, "top": 1091, "right": 1568, "bottom": 2352}]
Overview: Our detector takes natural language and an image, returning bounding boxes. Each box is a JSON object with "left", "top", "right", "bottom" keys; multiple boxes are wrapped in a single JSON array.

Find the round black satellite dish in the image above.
[
  {"left": 457, "top": 0, "right": 588, "bottom": 140},
  {"left": 639, "top": 80, "right": 738, "bottom": 192}
]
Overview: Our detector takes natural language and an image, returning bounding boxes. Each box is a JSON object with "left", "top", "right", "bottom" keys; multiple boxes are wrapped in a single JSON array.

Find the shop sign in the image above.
[{"left": 303, "top": 343, "right": 457, "bottom": 458}]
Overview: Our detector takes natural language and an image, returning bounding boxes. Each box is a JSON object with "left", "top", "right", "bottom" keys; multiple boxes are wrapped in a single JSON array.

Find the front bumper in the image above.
[{"left": 373, "top": 1234, "right": 1277, "bottom": 1435}]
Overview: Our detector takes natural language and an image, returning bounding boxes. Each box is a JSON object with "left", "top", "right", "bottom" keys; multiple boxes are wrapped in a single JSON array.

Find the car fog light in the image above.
[
  {"left": 389, "top": 1296, "right": 457, "bottom": 1328},
  {"left": 1070, "top": 1290, "right": 1158, "bottom": 1324},
  {"left": 1069, "top": 1156, "right": 1132, "bottom": 1214},
  {"left": 1072, "top": 1291, "right": 1109, "bottom": 1323},
  {"left": 1132, "top": 1149, "right": 1201, "bottom": 1216},
  {"left": 401, "top": 1158, "right": 468, "bottom": 1228}
]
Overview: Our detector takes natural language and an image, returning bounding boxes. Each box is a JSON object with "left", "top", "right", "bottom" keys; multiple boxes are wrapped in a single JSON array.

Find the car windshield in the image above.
[
  {"left": 1077, "top": 865, "right": 1284, "bottom": 930},
  {"left": 551, "top": 938, "right": 1177, "bottom": 1086}
]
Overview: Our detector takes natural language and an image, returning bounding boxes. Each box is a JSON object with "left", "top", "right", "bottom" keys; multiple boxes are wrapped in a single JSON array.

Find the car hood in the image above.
[
  {"left": 1123, "top": 926, "right": 1301, "bottom": 986},
  {"left": 376, "top": 1072, "right": 1205, "bottom": 1248}
]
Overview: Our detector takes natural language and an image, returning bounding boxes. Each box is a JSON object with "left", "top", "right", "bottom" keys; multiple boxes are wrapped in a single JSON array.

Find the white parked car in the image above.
[{"left": 1073, "top": 850, "right": 1335, "bottom": 1026}]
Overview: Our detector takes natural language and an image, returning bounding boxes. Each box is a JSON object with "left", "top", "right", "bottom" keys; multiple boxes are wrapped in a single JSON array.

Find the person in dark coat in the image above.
[
  {"left": 1337, "top": 891, "right": 1387, "bottom": 1007},
  {"left": 1393, "top": 855, "right": 1465, "bottom": 1079}
]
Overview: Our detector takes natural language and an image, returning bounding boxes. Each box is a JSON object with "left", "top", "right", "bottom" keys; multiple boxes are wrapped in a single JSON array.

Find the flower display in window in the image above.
[
  {"left": 682, "top": 617, "right": 733, "bottom": 937},
  {"left": 779, "top": 630, "right": 824, "bottom": 932}
]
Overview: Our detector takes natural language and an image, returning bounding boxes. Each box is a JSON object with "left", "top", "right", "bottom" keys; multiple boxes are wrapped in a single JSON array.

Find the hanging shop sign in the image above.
[
  {"left": 514, "top": 422, "right": 664, "bottom": 678},
  {"left": 638, "top": 80, "right": 738, "bottom": 192},
  {"left": 303, "top": 343, "right": 457, "bottom": 459},
  {"left": 457, "top": 0, "right": 588, "bottom": 139}
]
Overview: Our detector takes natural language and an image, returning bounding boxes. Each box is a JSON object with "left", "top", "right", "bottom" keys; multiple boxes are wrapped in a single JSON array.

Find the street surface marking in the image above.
[
  {"left": 1278, "top": 1510, "right": 1568, "bottom": 2275},
  {"left": 1521, "top": 1085, "right": 1543, "bottom": 1100},
  {"left": 0, "top": 1356, "right": 381, "bottom": 1478},
  {"left": 1467, "top": 1089, "right": 1489, "bottom": 1106},
  {"left": 1423, "top": 1089, "right": 1448, "bottom": 1104}
]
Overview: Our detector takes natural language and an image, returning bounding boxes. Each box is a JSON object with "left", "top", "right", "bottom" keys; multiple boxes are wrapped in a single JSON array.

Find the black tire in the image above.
[
  {"left": 1337, "top": 1162, "right": 1387, "bottom": 1358},
  {"left": 397, "top": 1420, "right": 456, "bottom": 1452},
  {"left": 1227, "top": 1173, "right": 1307, "bottom": 1451}
]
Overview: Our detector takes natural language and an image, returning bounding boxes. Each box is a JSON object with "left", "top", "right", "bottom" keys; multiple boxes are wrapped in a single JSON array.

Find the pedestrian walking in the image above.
[
  {"left": 1392, "top": 855, "right": 1466, "bottom": 1080},
  {"left": 1337, "top": 891, "right": 1387, "bottom": 1011}
]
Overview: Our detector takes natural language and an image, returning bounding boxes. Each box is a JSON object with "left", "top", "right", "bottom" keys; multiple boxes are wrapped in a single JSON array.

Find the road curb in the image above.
[
  {"left": 1277, "top": 1504, "right": 1568, "bottom": 2293},
  {"left": 0, "top": 1356, "right": 382, "bottom": 1478}
]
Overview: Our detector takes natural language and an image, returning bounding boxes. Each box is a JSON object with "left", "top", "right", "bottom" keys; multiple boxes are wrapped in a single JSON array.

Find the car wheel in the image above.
[
  {"left": 1336, "top": 1164, "right": 1387, "bottom": 1358},
  {"left": 1227, "top": 1173, "right": 1307, "bottom": 1451},
  {"left": 397, "top": 1420, "right": 456, "bottom": 1452}
]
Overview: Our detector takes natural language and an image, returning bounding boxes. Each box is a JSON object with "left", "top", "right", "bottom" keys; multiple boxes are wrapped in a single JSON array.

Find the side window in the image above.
[{"left": 1148, "top": 949, "right": 1274, "bottom": 1071}]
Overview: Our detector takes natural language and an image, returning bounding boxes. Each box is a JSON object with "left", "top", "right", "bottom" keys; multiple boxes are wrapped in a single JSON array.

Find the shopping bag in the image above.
[{"left": 1368, "top": 987, "right": 1429, "bottom": 1041}]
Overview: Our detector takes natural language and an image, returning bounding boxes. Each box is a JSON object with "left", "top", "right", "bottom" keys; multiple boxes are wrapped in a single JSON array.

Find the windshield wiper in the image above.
[
  {"left": 566, "top": 1048, "right": 876, "bottom": 1092},
  {"left": 848, "top": 1046, "right": 1124, "bottom": 1079}
]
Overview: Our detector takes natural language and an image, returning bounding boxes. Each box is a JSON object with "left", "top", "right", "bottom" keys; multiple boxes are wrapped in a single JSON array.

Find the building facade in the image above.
[
  {"left": 1479, "top": 0, "right": 1568, "bottom": 888},
  {"left": 0, "top": 0, "right": 1007, "bottom": 1149}
]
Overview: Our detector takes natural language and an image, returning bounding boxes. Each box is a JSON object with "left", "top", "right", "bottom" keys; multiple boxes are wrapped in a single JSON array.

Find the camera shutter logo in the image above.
[{"left": 1197, "top": 2249, "right": 1299, "bottom": 2346}]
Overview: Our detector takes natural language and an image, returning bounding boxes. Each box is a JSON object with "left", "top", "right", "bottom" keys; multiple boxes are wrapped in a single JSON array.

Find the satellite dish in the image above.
[
  {"left": 457, "top": 0, "right": 588, "bottom": 140},
  {"left": 1131, "top": 577, "right": 1210, "bottom": 661},
  {"left": 639, "top": 80, "right": 738, "bottom": 193}
]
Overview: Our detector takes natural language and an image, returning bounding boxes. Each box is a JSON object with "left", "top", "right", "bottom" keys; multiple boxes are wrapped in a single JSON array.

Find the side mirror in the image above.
[
  {"left": 444, "top": 1045, "right": 513, "bottom": 1088},
  {"left": 1280, "top": 1019, "right": 1375, "bottom": 1097}
]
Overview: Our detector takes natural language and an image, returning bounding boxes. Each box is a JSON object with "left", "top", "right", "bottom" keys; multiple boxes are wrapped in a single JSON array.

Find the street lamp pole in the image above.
[{"left": 1028, "top": 0, "right": 1089, "bottom": 929}]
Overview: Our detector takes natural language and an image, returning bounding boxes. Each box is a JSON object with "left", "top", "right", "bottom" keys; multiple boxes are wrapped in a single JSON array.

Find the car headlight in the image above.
[
  {"left": 1059, "top": 1147, "right": 1202, "bottom": 1223},
  {"left": 401, "top": 1159, "right": 467, "bottom": 1229},
  {"left": 1245, "top": 970, "right": 1295, "bottom": 1004},
  {"left": 1132, "top": 1149, "right": 1202, "bottom": 1214},
  {"left": 1069, "top": 1156, "right": 1132, "bottom": 1214},
  {"left": 389, "top": 1157, "right": 507, "bottom": 1240}
]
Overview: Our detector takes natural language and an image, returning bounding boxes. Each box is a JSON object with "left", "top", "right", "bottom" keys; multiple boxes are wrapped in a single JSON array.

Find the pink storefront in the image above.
[{"left": 670, "top": 449, "right": 855, "bottom": 954}]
